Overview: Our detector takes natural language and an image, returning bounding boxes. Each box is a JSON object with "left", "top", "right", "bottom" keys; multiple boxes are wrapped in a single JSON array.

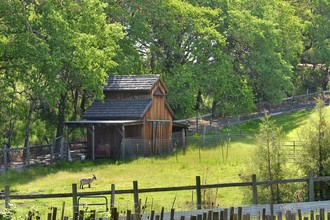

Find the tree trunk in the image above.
[
  {"left": 23, "top": 99, "right": 35, "bottom": 164},
  {"left": 55, "top": 93, "right": 67, "bottom": 152}
]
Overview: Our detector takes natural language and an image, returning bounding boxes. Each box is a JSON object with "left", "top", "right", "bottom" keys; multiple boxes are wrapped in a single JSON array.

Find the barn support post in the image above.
[
  {"left": 182, "top": 129, "right": 186, "bottom": 155},
  {"left": 66, "top": 126, "right": 69, "bottom": 161},
  {"left": 196, "top": 176, "right": 202, "bottom": 209},
  {"left": 133, "top": 181, "right": 140, "bottom": 214},
  {"left": 252, "top": 174, "right": 258, "bottom": 204},
  {"left": 121, "top": 126, "right": 126, "bottom": 160},
  {"left": 111, "top": 184, "right": 115, "bottom": 209},
  {"left": 60, "top": 137, "right": 64, "bottom": 160},
  {"left": 308, "top": 170, "right": 315, "bottom": 201},
  {"left": 5, "top": 184, "right": 10, "bottom": 209},
  {"left": 92, "top": 125, "right": 95, "bottom": 160},
  {"left": 72, "top": 184, "right": 78, "bottom": 218}
]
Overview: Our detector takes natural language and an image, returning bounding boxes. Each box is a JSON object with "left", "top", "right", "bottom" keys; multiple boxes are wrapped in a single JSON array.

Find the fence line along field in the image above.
[{"left": 1, "top": 174, "right": 330, "bottom": 219}]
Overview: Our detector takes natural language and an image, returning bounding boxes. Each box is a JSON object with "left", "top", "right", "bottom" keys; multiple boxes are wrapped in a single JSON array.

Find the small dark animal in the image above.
[{"left": 79, "top": 174, "right": 97, "bottom": 189}]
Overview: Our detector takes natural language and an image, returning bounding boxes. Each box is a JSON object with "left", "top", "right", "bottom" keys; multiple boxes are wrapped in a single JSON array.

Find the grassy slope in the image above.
[{"left": 0, "top": 107, "right": 326, "bottom": 217}]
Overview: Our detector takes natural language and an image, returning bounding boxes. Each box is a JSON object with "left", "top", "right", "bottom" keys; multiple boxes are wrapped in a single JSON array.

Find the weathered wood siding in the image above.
[
  {"left": 88, "top": 77, "right": 173, "bottom": 159},
  {"left": 143, "top": 81, "right": 173, "bottom": 141}
]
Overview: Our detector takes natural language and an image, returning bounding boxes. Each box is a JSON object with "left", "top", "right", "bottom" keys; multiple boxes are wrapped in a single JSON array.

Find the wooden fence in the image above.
[
  {"left": 1, "top": 173, "right": 330, "bottom": 219},
  {"left": 4, "top": 204, "right": 329, "bottom": 220}
]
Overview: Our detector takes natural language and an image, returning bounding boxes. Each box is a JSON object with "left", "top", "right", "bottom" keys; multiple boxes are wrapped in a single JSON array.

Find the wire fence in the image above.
[
  {"left": 0, "top": 138, "right": 67, "bottom": 172},
  {"left": 188, "top": 90, "right": 330, "bottom": 132},
  {"left": 120, "top": 131, "right": 187, "bottom": 160}
]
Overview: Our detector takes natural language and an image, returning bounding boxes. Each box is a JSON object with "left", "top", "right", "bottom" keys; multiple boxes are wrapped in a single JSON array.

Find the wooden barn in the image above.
[{"left": 65, "top": 75, "right": 188, "bottom": 160}]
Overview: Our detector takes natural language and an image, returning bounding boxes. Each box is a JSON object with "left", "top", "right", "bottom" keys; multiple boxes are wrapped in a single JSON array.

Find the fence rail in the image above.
[
  {"left": 0, "top": 142, "right": 59, "bottom": 172},
  {"left": 1, "top": 173, "right": 330, "bottom": 216}
]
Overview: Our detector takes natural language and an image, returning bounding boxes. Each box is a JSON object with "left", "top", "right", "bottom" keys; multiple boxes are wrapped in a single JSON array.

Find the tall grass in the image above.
[{"left": 0, "top": 108, "right": 325, "bottom": 218}]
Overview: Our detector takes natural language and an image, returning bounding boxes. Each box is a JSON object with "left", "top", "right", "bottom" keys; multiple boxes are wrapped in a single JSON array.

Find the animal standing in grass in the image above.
[{"left": 79, "top": 174, "right": 97, "bottom": 189}]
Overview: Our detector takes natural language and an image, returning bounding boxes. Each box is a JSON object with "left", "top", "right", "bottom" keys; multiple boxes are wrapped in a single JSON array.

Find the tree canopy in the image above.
[{"left": 0, "top": 0, "right": 328, "bottom": 147}]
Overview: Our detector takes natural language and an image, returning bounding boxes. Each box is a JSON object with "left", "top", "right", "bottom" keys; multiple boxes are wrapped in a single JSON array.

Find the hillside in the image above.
[{"left": 0, "top": 107, "right": 328, "bottom": 217}]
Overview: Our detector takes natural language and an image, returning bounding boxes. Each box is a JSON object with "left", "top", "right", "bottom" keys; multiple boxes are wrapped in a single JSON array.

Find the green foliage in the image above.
[
  {"left": 0, "top": 0, "right": 328, "bottom": 148},
  {"left": 297, "top": 99, "right": 330, "bottom": 200},
  {"left": 250, "top": 114, "right": 287, "bottom": 203}
]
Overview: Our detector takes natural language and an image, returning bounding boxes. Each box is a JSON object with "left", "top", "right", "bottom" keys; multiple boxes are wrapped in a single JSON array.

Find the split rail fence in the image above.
[{"left": 1, "top": 173, "right": 330, "bottom": 219}]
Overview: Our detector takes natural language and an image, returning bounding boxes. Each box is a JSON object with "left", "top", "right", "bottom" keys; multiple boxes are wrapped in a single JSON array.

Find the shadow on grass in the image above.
[{"left": 0, "top": 158, "right": 134, "bottom": 188}]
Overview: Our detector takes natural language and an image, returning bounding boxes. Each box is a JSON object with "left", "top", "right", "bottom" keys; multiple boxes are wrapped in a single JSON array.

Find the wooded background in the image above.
[{"left": 0, "top": 0, "right": 329, "bottom": 150}]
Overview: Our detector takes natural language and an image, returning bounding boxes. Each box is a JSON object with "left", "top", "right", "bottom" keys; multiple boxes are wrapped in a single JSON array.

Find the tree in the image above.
[
  {"left": 292, "top": 0, "right": 329, "bottom": 93},
  {"left": 0, "top": 0, "right": 124, "bottom": 151},
  {"left": 252, "top": 114, "right": 286, "bottom": 209},
  {"left": 298, "top": 98, "right": 330, "bottom": 200},
  {"left": 225, "top": 0, "right": 304, "bottom": 104}
]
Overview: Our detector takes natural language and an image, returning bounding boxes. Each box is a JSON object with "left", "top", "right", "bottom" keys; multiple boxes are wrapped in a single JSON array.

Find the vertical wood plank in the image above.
[
  {"left": 5, "top": 185, "right": 10, "bottom": 209},
  {"left": 320, "top": 209, "right": 324, "bottom": 220},
  {"left": 220, "top": 211, "right": 224, "bottom": 220},
  {"left": 61, "top": 202, "right": 65, "bottom": 220},
  {"left": 311, "top": 210, "right": 314, "bottom": 220},
  {"left": 52, "top": 207, "right": 57, "bottom": 220},
  {"left": 133, "top": 181, "right": 140, "bottom": 214},
  {"left": 170, "top": 208, "right": 175, "bottom": 220},
  {"left": 238, "top": 207, "right": 242, "bottom": 220},
  {"left": 252, "top": 174, "right": 258, "bottom": 204},
  {"left": 126, "top": 210, "right": 132, "bottom": 220},
  {"left": 298, "top": 209, "right": 302, "bottom": 220},
  {"left": 111, "top": 184, "right": 116, "bottom": 209},
  {"left": 150, "top": 210, "right": 155, "bottom": 220},
  {"left": 213, "top": 212, "right": 219, "bottom": 220},
  {"left": 230, "top": 207, "right": 234, "bottom": 220},
  {"left": 72, "top": 184, "right": 78, "bottom": 218},
  {"left": 160, "top": 207, "right": 164, "bottom": 220},
  {"left": 196, "top": 176, "right": 202, "bottom": 209},
  {"left": 308, "top": 170, "right": 315, "bottom": 201}
]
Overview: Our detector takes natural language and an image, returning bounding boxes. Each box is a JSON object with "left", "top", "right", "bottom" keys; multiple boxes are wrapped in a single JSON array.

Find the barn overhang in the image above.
[
  {"left": 64, "top": 120, "right": 144, "bottom": 160},
  {"left": 64, "top": 120, "right": 144, "bottom": 127}
]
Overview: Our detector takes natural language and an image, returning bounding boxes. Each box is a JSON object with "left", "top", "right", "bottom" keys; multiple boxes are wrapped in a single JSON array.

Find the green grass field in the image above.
[{"left": 0, "top": 108, "right": 324, "bottom": 218}]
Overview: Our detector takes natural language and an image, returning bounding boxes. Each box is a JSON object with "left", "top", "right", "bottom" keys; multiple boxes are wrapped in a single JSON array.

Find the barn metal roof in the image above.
[
  {"left": 104, "top": 74, "right": 162, "bottom": 91},
  {"left": 64, "top": 120, "right": 144, "bottom": 127},
  {"left": 83, "top": 99, "right": 152, "bottom": 120}
]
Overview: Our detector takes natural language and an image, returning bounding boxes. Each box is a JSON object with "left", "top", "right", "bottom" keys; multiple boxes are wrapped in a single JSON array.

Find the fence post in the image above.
[
  {"left": 133, "top": 181, "right": 139, "bottom": 214},
  {"left": 252, "top": 174, "right": 258, "bottom": 204},
  {"left": 308, "top": 170, "right": 315, "bottom": 202},
  {"left": 72, "top": 184, "right": 78, "bottom": 218},
  {"left": 111, "top": 184, "right": 115, "bottom": 209},
  {"left": 202, "top": 127, "right": 206, "bottom": 146},
  {"left": 5, "top": 185, "right": 10, "bottom": 209},
  {"left": 60, "top": 137, "right": 64, "bottom": 160},
  {"left": 196, "top": 176, "right": 202, "bottom": 209},
  {"left": 27, "top": 141, "right": 30, "bottom": 167},
  {"left": 4, "top": 144, "right": 8, "bottom": 171},
  {"left": 50, "top": 140, "right": 54, "bottom": 165}
]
